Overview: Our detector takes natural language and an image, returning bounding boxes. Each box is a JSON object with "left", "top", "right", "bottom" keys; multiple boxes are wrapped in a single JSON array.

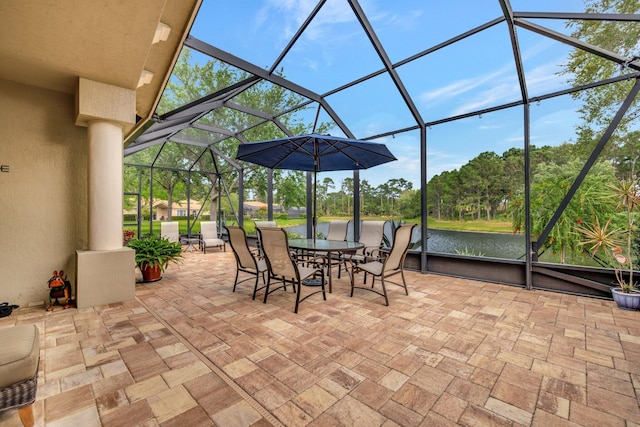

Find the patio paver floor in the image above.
[{"left": 1, "top": 250, "right": 639, "bottom": 426}]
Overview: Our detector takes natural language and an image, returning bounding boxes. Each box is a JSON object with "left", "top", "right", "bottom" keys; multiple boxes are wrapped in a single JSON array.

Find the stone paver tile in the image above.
[
  {"left": 491, "top": 379, "right": 538, "bottom": 412},
  {"left": 99, "top": 359, "right": 129, "bottom": 378},
  {"left": 384, "top": 354, "right": 422, "bottom": 377},
  {"left": 235, "top": 367, "right": 276, "bottom": 394},
  {"left": 498, "top": 364, "right": 543, "bottom": 394},
  {"left": 256, "top": 352, "right": 295, "bottom": 375},
  {"left": 354, "top": 358, "right": 392, "bottom": 381},
  {"left": 587, "top": 367, "right": 634, "bottom": 396},
  {"left": 125, "top": 375, "right": 169, "bottom": 402},
  {"left": 401, "top": 345, "right": 443, "bottom": 367},
  {"left": 223, "top": 357, "right": 258, "bottom": 379},
  {"left": 91, "top": 371, "right": 135, "bottom": 399},
  {"left": 253, "top": 380, "right": 297, "bottom": 411},
  {"left": 323, "top": 395, "right": 386, "bottom": 427},
  {"left": 371, "top": 339, "right": 407, "bottom": 358},
  {"left": 327, "top": 366, "right": 366, "bottom": 391},
  {"left": 44, "top": 362, "right": 86, "bottom": 382},
  {"left": 272, "top": 401, "right": 313, "bottom": 427},
  {"left": 437, "top": 357, "right": 475, "bottom": 380},
  {"left": 431, "top": 392, "right": 467, "bottom": 422},
  {"left": 276, "top": 364, "right": 319, "bottom": 394},
  {"left": 458, "top": 404, "right": 512, "bottom": 427},
  {"left": 161, "top": 406, "right": 214, "bottom": 427},
  {"left": 379, "top": 369, "right": 409, "bottom": 392},
  {"left": 541, "top": 376, "right": 587, "bottom": 405},
  {"left": 292, "top": 384, "right": 338, "bottom": 418},
  {"left": 379, "top": 399, "right": 422, "bottom": 427},
  {"left": 531, "top": 409, "right": 581, "bottom": 427},
  {"left": 351, "top": 379, "right": 393, "bottom": 410},
  {"left": 496, "top": 349, "right": 533, "bottom": 369},
  {"left": 103, "top": 336, "right": 137, "bottom": 352},
  {"left": 574, "top": 348, "right": 614, "bottom": 367},
  {"left": 119, "top": 342, "right": 169, "bottom": 382},
  {"left": 196, "top": 383, "right": 243, "bottom": 417},
  {"left": 569, "top": 401, "right": 626, "bottom": 427},
  {"left": 586, "top": 384, "right": 640, "bottom": 424},
  {"left": 147, "top": 385, "right": 198, "bottom": 424},
  {"left": 445, "top": 377, "right": 490, "bottom": 407},
  {"left": 330, "top": 348, "right": 365, "bottom": 369},
  {"left": 467, "top": 352, "right": 505, "bottom": 374},
  {"left": 161, "top": 360, "right": 210, "bottom": 388},
  {"left": 537, "top": 391, "right": 570, "bottom": 419},
  {"left": 532, "top": 359, "right": 586, "bottom": 387},
  {"left": 263, "top": 318, "right": 293, "bottom": 332},
  {"left": 316, "top": 377, "right": 350, "bottom": 399},
  {"left": 46, "top": 405, "right": 101, "bottom": 427},
  {"left": 45, "top": 384, "right": 94, "bottom": 422},
  {"left": 420, "top": 411, "right": 460, "bottom": 427},
  {"left": 95, "top": 389, "right": 129, "bottom": 416},
  {"left": 84, "top": 349, "right": 122, "bottom": 368},
  {"left": 210, "top": 400, "right": 263, "bottom": 427},
  {"left": 391, "top": 382, "right": 438, "bottom": 416},
  {"left": 99, "top": 398, "right": 155, "bottom": 427},
  {"left": 59, "top": 366, "right": 102, "bottom": 392},
  {"left": 408, "top": 365, "right": 453, "bottom": 395},
  {"left": 156, "top": 342, "right": 189, "bottom": 359},
  {"left": 484, "top": 397, "right": 532, "bottom": 425}
]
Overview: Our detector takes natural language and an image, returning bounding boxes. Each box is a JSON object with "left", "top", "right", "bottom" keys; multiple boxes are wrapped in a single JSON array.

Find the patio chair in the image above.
[
  {"left": 200, "top": 221, "right": 225, "bottom": 253},
  {"left": 254, "top": 220, "right": 277, "bottom": 256},
  {"left": 350, "top": 223, "right": 416, "bottom": 306},
  {"left": 342, "top": 220, "right": 386, "bottom": 278},
  {"left": 314, "top": 220, "right": 350, "bottom": 277},
  {"left": 258, "top": 227, "right": 326, "bottom": 313},
  {"left": 160, "top": 221, "right": 180, "bottom": 243},
  {"left": 224, "top": 226, "right": 268, "bottom": 299}
]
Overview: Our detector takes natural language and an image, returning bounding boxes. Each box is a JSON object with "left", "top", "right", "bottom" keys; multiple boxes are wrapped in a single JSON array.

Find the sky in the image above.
[{"left": 184, "top": 0, "right": 593, "bottom": 188}]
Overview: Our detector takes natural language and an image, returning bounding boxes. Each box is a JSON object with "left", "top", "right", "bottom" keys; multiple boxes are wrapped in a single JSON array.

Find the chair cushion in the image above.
[
  {"left": 358, "top": 261, "right": 383, "bottom": 276},
  {"left": 203, "top": 238, "right": 225, "bottom": 246},
  {"left": 0, "top": 325, "right": 39, "bottom": 389}
]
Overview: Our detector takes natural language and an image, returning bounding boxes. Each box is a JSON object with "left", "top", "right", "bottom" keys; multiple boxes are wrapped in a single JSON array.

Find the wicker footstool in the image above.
[{"left": 0, "top": 324, "right": 40, "bottom": 427}]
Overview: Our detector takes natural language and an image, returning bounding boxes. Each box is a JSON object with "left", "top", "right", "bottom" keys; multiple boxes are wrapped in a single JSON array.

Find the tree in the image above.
[
  {"left": 156, "top": 48, "right": 325, "bottom": 221},
  {"left": 341, "top": 178, "right": 353, "bottom": 215},
  {"left": 561, "top": 0, "right": 640, "bottom": 168},
  {"left": 509, "top": 159, "right": 617, "bottom": 263},
  {"left": 320, "top": 177, "right": 335, "bottom": 215}
]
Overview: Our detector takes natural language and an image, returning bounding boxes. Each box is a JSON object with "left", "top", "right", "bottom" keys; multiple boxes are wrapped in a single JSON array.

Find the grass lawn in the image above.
[
  {"left": 124, "top": 216, "right": 515, "bottom": 239},
  {"left": 425, "top": 217, "right": 514, "bottom": 233}
]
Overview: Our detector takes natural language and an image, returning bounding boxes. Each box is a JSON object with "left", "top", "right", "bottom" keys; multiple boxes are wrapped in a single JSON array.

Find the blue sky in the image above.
[{"left": 187, "top": 0, "right": 591, "bottom": 188}]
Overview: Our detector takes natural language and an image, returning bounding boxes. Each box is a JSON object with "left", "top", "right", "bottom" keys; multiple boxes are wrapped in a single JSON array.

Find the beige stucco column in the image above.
[
  {"left": 88, "top": 120, "right": 123, "bottom": 250},
  {"left": 75, "top": 78, "right": 136, "bottom": 308}
]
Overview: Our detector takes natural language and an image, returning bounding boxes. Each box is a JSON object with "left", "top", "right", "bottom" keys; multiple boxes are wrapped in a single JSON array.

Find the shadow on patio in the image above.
[{"left": 2, "top": 250, "right": 640, "bottom": 426}]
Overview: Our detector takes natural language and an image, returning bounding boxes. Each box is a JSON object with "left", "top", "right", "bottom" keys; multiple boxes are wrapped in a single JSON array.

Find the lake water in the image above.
[{"left": 287, "top": 223, "right": 527, "bottom": 260}]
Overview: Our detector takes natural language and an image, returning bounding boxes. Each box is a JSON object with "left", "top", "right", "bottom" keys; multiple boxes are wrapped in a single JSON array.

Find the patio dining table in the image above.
[{"left": 288, "top": 239, "right": 364, "bottom": 293}]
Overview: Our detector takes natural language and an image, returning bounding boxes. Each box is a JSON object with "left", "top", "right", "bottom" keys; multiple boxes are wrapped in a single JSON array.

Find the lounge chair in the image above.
[
  {"left": 200, "top": 221, "right": 225, "bottom": 253},
  {"left": 160, "top": 221, "right": 180, "bottom": 243}
]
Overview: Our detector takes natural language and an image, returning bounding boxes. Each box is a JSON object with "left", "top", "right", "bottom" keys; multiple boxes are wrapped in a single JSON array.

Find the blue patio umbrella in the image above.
[{"left": 235, "top": 133, "right": 397, "bottom": 240}]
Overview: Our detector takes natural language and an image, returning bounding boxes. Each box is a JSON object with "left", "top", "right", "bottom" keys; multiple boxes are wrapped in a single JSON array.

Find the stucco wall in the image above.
[{"left": 0, "top": 78, "right": 88, "bottom": 306}]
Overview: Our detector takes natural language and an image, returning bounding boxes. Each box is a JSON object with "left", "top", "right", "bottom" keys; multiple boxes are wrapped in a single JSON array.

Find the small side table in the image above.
[{"left": 181, "top": 234, "right": 201, "bottom": 252}]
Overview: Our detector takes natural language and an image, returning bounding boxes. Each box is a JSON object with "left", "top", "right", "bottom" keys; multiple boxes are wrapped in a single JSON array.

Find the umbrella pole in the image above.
[{"left": 313, "top": 171, "right": 317, "bottom": 243}]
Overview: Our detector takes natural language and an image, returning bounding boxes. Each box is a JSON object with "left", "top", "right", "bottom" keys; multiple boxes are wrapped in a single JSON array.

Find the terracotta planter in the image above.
[
  {"left": 140, "top": 264, "right": 162, "bottom": 283},
  {"left": 611, "top": 288, "right": 640, "bottom": 311}
]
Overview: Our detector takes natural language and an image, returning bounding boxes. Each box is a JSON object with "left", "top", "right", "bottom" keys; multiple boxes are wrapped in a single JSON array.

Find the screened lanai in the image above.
[{"left": 124, "top": 0, "right": 640, "bottom": 298}]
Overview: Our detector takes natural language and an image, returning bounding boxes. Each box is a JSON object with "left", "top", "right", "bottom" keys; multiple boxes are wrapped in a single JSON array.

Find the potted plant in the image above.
[
  {"left": 126, "top": 235, "right": 183, "bottom": 282},
  {"left": 577, "top": 176, "right": 640, "bottom": 310}
]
